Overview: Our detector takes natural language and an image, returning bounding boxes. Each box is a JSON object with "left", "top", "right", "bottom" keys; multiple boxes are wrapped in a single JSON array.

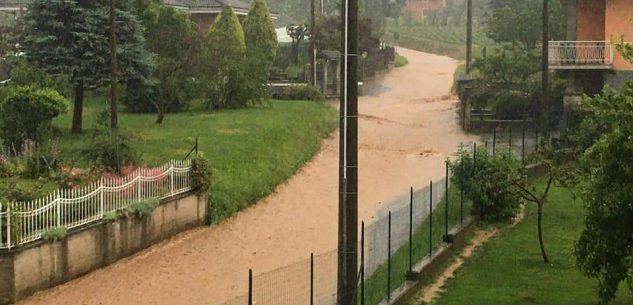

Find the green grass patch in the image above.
[
  {"left": 362, "top": 185, "right": 473, "bottom": 305},
  {"left": 395, "top": 53, "right": 409, "bottom": 68},
  {"left": 384, "top": 20, "right": 492, "bottom": 60},
  {"left": 427, "top": 183, "right": 633, "bottom": 305},
  {"left": 31, "top": 97, "right": 337, "bottom": 222}
]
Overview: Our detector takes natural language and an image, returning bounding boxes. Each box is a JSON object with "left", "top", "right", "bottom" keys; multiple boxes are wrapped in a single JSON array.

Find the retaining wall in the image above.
[{"left": 0, "top": 192, "right": 206, "bottom": 305}]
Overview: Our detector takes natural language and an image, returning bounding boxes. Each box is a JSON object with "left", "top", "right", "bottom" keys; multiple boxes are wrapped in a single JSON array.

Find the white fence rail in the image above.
[
  {"left": 549, "top": 41, "right": 614, "bottom": 67},
  {"left": 0, "top": 160, "right": 193, "bottom": 249}
]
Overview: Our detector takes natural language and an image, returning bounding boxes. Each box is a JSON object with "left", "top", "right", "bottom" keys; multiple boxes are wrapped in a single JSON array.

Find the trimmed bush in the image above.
[
  {"left": 277, "top": 85, "right": 324, "bottom": 102},
  {"left": 0, "top": 86, "right": 68, "bottom": 148}
]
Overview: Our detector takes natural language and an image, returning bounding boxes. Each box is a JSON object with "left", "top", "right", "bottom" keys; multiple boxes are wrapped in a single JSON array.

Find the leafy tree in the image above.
[
  {"left": 125, "top": 2, "right": 201, "bottom": 123},
  {"left": 486, "top": 0, "right": 565, "bottom": 50},
  {"left": 0, "top": 86, "right": 68, "bottom": 148},
  {"left": 574, "top": 81, "right": 633, "bottom": 304},
  {"left": 243, "top": 0, "right": 278, "bottom": 102},
  {"left": 21, "top": 0, "right": 153, "bottom": 133},
  {"left": 205, "top": 6, "right": 246, "bottom": 108},
  {"left": 451, "top": 147, "right": 523, "bottom": 223},
  {"left": 286, "top": 24, "right": 307, "bottom": 64}
]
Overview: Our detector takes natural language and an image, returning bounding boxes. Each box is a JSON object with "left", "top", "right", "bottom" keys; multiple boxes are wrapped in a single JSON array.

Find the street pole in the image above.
[
  {"left": 311, "top": 0, "right": 317, "bottom": 87},
  {"left": 336, "top": 0, "right": 359, "bottom": 299},
  {"left": 109, "top": 0, "right": 118, "bottom": 129},
  {"left": 542, "top": 0, "right": 549, "bottom": 129},
  {"left": 466, "top": 0, "right": 473, "bottom": 74}
]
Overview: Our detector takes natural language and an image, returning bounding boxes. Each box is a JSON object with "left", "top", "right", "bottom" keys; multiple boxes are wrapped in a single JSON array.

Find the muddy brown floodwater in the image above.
[{"left": 18, "top": 47, "right": 476, "bottom": 305}]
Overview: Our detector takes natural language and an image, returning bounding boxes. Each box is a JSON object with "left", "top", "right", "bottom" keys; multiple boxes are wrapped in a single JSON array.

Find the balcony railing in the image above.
[{"left": 548, "top": 41, "right": 614, "bottom": 69}]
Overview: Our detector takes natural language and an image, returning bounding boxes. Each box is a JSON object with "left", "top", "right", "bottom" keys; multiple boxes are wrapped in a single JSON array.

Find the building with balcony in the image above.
[{"left": 550, "top": 0, "right": 633, "bottom": 108}]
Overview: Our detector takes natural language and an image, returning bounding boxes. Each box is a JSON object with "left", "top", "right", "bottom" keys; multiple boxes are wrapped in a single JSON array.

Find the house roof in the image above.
[{"left": 164, "top": 0, "right": 251, "bottom": 15}]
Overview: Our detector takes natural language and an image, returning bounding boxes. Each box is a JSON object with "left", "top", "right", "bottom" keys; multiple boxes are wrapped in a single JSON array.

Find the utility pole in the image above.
[
  {"left": 336, "top": 0, "right": 358, "bottom": 299},
  {"left": 466, "top": 0, "right": 473, "bottom": 74},
  {"left": 311, "top": 0, "right": 317, "bottom": 87},
  {"left": 109, "top": 0, "right": 118, "bottom": 129},
  {"left": 541, "top": 0, "right": 549, "bottom": 129}
]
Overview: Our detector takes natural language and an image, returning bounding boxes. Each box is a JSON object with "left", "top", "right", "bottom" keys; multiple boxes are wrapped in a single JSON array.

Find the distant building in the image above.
[
  {"left": 549, "top": 0, "right": 633, "bottom": 108},
  {"left": 164, "top": 0, "right": 251, "bottom": 35},
  {"left": 404, "top": 0, "right": 446, "bottom": 21}
]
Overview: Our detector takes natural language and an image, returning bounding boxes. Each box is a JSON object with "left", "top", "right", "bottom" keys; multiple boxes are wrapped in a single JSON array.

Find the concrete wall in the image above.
[
  {"left": 605, "top": 0, "right": 633, "bottom": 71},
  {"left": 0, "top": 192, "right": 206, "bottom": 305}
]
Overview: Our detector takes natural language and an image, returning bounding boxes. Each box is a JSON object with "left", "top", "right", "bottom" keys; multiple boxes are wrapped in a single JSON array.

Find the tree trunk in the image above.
[
  {"left": 292, "top": 41, "right": 299, "bottom": 64},
  {"left": 109, "top": 0, "right": 118, "bottom": 129},
  {"left": 71, "top": 82, "right": 84, "bottom": 134},
  {"left": 537, "top": 202, "right": 549, "bottom": 263},
  {"left": 155, "top": 105, "right": 165, "bottom": 124}
]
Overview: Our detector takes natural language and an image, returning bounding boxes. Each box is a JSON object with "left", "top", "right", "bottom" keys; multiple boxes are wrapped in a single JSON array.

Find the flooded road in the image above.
[{"left": 19, "top": 47, "right": 476, "bottom": 305}]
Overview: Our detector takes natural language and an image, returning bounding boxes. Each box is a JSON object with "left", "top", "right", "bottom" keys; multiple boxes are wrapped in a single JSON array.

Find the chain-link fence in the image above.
[
  {"left": 220, "top": 155, "right": 481, "bottom": 305},
  {"left": 480, "top": 125, "right": 558, "bottom": 161}
]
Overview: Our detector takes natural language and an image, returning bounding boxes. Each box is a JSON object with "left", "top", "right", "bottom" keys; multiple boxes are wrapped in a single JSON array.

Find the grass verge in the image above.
[
  {"left": 27, "top": 98, "right": 338, "bottom": 222},
  {"left": 395, "top": 53, "right": 409, "bottom": 68},
  {"left": 428, "top": 183, "right": 633, "bottom": 305}
]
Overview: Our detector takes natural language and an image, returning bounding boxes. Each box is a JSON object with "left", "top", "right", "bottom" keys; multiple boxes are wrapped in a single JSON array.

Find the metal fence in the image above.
[
  {"left": 221, "top": 157, "right": 476, "bottom": 305},
  {"left": 548, "top": 41, "right": 614, "bottom": 67},
  {"left": 0, "top": 160, "right": 192, "bottom": 249}
]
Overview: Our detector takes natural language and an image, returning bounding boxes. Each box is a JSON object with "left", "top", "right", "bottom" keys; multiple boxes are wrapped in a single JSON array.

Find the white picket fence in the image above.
[{"left": 0, "top": 160, "right": 193, "bottom": 249}]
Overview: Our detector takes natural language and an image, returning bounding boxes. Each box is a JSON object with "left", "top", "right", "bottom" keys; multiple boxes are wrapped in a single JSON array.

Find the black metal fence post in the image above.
[
  {"left": 508, "top": 127, "right": 512, "bottom": 155},
  {"left": 492, "top": 127, "right": 497, "bottom": 155},
  {"left": 361, "top": 221, "right": 365, "bottom": 305},
  {"left": 408, "top": 187, "right": 413, "bottom": 274},
  {"left": 535, "top": 128, "right": 539, "bottom": 152},
  {"left": 521, "top": 124, "right": 526, "bottom": 163},
  {"left": 429, "top": 181, "right": 433, "bottom": 257},
  {"left": 387, "top": 211, "right": 392, "bottom": 302},
  {"left": 248, "top": 269, "right": 253, "bottom": 305},
  {"left": 473, "top": 143, "right": 477, "bottom": 172},
  {"left": 310, "top": 253, "right": 314, "bottom": 305},
  {"left": 460, "top": 154, "right": 464, "bottom": 226},
  {"left": 444, "top": 161, "right": 449, "bottom": 241}
]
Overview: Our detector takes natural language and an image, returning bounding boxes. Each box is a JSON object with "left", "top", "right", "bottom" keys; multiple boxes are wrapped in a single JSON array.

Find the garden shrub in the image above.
[
  {"left": 126, "top": 198, "right": 160, "bottom": 218},
  {"left": 22, "top": 142, "right": 62, "bottom": 179},
  {"left": 0, "top": 180, "right": 40, "bottom": 202},
  {"left": 450, "top": 147, "right": 524, "bottom": 222},
  {"left": 0, "top": 86, "right": 68, "bottom": 148},
  {"left": 41, "top": 226, "right": 67, "bottom": 242},
  {"left": 277, "top": 85, "right": 324, "bottom": 102},
  {"left": 191, "top": 154, "right": 212, "bottom": 194},
  {"left": 82, "top": 110, "right": 140, "bottom": 173}
]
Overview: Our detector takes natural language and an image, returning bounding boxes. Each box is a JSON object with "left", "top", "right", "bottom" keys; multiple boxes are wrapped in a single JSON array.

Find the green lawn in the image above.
[
  {"left": 383, "top": 20, "right": 493, "bottom": 60},
  {"left": 38, "top": 97, "right": 338, "bottom": 222},
  {"left": 421, "top": 183, "right": 633, "bottom": 305}
]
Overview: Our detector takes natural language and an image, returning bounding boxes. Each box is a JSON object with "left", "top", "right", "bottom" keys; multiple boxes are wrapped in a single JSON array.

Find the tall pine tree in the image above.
[
  {"left": 243, "top": 0, "right": 278, "bottom": 102},
  {"left": 205, "top": 6, "right": 246, "bottom": 108},
  {"left": 21, "top": 0, "right": 153, "bottom": 133}
]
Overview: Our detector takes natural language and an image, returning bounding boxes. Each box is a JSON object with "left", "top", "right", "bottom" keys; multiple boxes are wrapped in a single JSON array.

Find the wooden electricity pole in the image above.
[
  {"left": 466, "top": 0, "right": 473, "bottom": 74},
  {"left": 541, "top": 0, "right": 549, "bottom": 129},
  {"left": 336, "top": 0, "right": 358, "bottom": 300},
  {"left": 109, "top": 0, "right": 118, "bottom": 129}
]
